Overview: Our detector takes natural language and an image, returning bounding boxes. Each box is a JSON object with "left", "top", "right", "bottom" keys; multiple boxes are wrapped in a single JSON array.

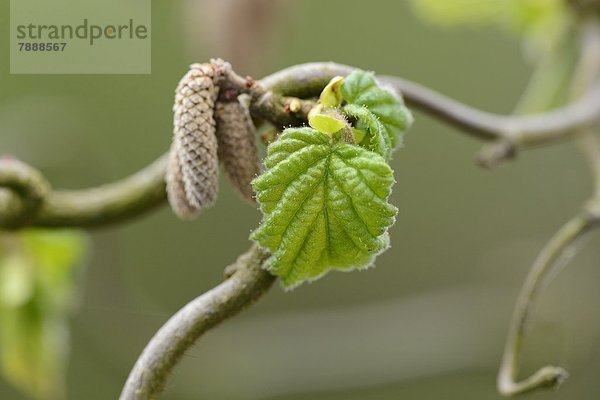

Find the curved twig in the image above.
[
  {"left": 0, "top": 190, "right": 27, "bottom": 227},
  {"left": 119, "top": 245, "right": 275, "bottom": 400},
  {"left": 262, "top": 62, "right": 600, "bottom": 150},
  {"left": 0, "top": 157, "right": 50, "bottom": 202},
  {"left": 0, "top": 72, "right": 313, "bottom": 230},
  {"left": 499, "top": 129, "right": 600, "bottom": 397},
  {"left": 498, "top": 18, "right": 600, "bottom": 396},
  {"left": 3, "top": 60, "right": 600, "bottom": 229},
  {"left": 497, "top": 210, "right": 596, "bottom": 396},
  {"left": 212, "top": 57, "right": 315, "bottom": 127},
  {"left": 0, "top": 154, "right": 169, "bottom": 229},
  {"left": 0, "top": 156, "right": 50, "bottom": 227}
]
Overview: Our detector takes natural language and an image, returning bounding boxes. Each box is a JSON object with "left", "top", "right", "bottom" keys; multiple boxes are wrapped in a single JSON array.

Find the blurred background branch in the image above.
[
  {"left": 498, "top": 16, "right": 600, "bottom": 396},
  {"left": 579, "top": 132, "right": 600, "bottom": 197},
  {"left": 497, "top": 210, "right": 594, "bottom": 396}
]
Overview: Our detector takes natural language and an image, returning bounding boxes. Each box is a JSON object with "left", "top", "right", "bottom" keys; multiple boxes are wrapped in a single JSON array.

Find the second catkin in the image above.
[{"left": 214, "top": 97, "right": 260, "bottom": 203}]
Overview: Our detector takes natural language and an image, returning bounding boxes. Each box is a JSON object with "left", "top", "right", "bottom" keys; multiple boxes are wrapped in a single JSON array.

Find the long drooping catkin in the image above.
[
  {"left": 168, "top": 63, "right": 220, "bottom": 217},
  {"left": 215, "top": 99, "right": 260, "bottom": 203}
]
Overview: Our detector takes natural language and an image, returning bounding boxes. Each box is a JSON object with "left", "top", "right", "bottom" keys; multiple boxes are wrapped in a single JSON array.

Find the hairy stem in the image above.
[{"left": 120, "top": 245, "right": 275, "bottom": 400}]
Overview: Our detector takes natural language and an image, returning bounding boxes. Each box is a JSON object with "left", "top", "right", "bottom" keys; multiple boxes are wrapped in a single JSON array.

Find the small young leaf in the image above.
[
  {"left": 342, "top": 103, "right": 391, "bottom": 160},
  {"left": 251, "top": 127, "right": 397, "bottom": 289},
  {"left": 308, "top": 113, "right": 347, "bottom": 134},
  {"left": 341, "top": 70, "right": 413, "bottom": 150},
  {"left": 319, "top": 76, "right": 345, "bottom": 108},
  {"left": 353, "top": 128, "right": 367, "bottom": 143},
  {"left": 308, "top": 106, "right": 348, "bottom": 135}
]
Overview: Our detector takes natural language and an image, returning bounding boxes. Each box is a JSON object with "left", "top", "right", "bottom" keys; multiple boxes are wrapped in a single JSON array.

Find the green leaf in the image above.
[
  {"left": 251, "top": 127, "right": 397, "bottom": 289},
  {"left": 319, "top": 76, "right": 345, "bottom": 108},
  {"left": 0, "top": 229, "right": 87, "bottom": 400},
  {"left": 342, "top": 103, "right": 390, "bottom": 160},
  {"left": 308, "top": 113, "right": 346, "bottom": 134},
  {"left": 341, "top": 70, "right": 413, "bottom": 152},
  {"left": 308, "top": 106, "right": 347, "bottom": 134}
]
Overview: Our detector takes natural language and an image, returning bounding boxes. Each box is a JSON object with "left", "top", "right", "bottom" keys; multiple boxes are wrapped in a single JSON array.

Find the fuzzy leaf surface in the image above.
[
  {"left": 341, "top": 70, "right": 413, "bottom": 152},
  {"left": 342, "top": 103, "right": 390, "bottom": 160},
  {"left": 251, "top": 127, "right": 397, "bottom": 288}
]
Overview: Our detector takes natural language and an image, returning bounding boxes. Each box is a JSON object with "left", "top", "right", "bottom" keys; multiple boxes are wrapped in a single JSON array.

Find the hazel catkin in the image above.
[
  {"left": 214, "top": 98, "right": 260, "bottom": 203},
  {"left": 167, "top": 63, "right": 220, "bottom": 218}
]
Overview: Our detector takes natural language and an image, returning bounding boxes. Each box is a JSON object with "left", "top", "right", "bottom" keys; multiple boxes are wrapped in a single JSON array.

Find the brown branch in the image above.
[
  {"left": 0, "top": 154, "right": 168, "bottom": 229},
  {"left": 119, "top": 245, "right": 275, "bottom": 400},
  {"left": 261, "top": 62, "right": 600, "bottom": 160},
  {"left": 4, "top": 58, "right": 600, "bottom": 229}
]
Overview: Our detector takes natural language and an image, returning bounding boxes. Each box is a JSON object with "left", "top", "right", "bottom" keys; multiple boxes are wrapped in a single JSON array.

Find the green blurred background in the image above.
[{"left": 1, "top": 0, "right": 600, "bottom": 399}]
